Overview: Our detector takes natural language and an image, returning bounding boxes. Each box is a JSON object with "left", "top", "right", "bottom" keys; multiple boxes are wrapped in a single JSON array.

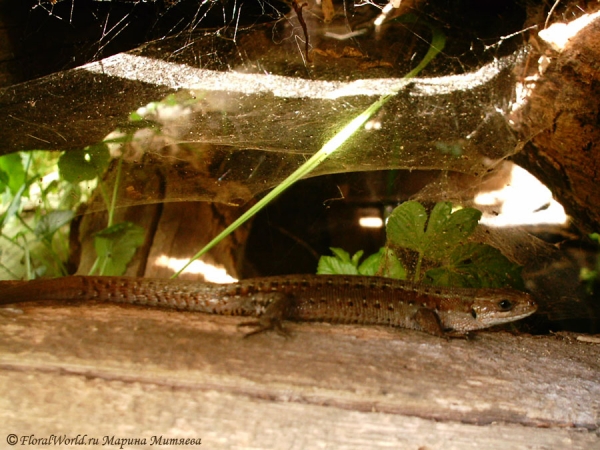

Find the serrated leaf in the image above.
[
  {"left": 424, "top": 243, "right": 524, "bottom": 289},
  {"left": 58, "top": 143, "right": 110, "bottom": 183},
  {"left": 357, "top": 247, "right": 407, "bottom": 279},
  {"left": 317, "top": 256, "right": 359, "bottom": 275},
  {"left": 94, "top": 222, "right": 145, "bottom": 276},
  {"left": 357, "top": 250, "right": 382, "bottom": 275},
  {"left": 423, "top": 203, "right": 481, "bottom": 261},
  {"left": 386, "top": 201, "right": 428, "bottom": 252},
  {"left": 377, "top": 248, "right": 407, "bottom": 279},
  {"left": 34, "top": 210, "right": 75, "bottom": 242},
  {"left": 317, "top": 247, "right": 361, "bottom": 275},
  {"left": 317, "top": 246, "right": 407, "bottom": 279},
  {"left": 351, "top": 250, "right": 364, "bottom": 267},
  {"left": 329, "top": 247, "right": 352, "bottom": 263}
]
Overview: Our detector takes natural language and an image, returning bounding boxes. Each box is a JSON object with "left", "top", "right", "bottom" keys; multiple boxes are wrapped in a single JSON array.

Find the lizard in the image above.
[{"left": 0, "top": 274, "right": 537, "bottom": 337}]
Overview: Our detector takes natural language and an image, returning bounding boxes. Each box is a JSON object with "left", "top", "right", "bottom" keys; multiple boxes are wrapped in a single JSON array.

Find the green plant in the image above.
[
  {"left": 57, "top": 139, "right": 145, "bottom": 276},
  {"left": 0, "top": 94, "right": 201, "bottom": 280},
  {"left": 0, "top": 151, "right": 78, "bottom": 279},
  {"left": 317, "top": 247, "right": 406, "bottom": 279},
  {"left": 0, "top": 142, "right": 145, "bottom": 279},
  {"left": 318, "top": 201, "right": 525, "bottom": 290}
]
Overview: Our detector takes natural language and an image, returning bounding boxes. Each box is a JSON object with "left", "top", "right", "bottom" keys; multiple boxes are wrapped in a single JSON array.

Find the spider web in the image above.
[
  {"left": 24, "top": 0, "right": 287, "bottom": 74},
  {"left": 14, "top": 0, "right": 533, "bottom": 203},
  {"left": 13, "top": 1, "right": 594, "bottom": 209}
]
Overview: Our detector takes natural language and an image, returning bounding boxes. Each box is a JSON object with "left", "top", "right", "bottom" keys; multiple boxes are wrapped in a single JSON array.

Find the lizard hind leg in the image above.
[{"left": 238, "top": 292, "right": 295, "bottom": 338}]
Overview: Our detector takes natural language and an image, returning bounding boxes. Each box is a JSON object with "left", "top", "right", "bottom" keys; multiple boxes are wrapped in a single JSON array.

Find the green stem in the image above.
[
  {"left": 172, "top": 21, "right": 445, "bottom": 279},
  {"left": 0, "top": 233, "right": 25, "bottom": 250},
  {"left": 107, "top": 157, "right": 123, "bottom": 228},
  {"left": 88, "top": 257, "right": 100, "bottom": 276},
  {"left": 15, "top": 214, "right": 35, "bottom": 234},
  {"left": 90, "top": 154, "right": 124, "bottom": 275},
  {"left": 173, "top": 96, "right": 391, "bottom": 278},
  {"left": 95, "top": 179, "right": 111, "bottom": 217},
  {"left": 17, "top": 234, "right": 32, "bottom": 280},
  {"left": 15, "top": 215, "right": 69, "bottom": 277}
]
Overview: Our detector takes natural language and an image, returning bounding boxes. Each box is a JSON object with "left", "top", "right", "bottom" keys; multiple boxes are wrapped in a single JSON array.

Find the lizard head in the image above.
[
  {"left": 436, "top": 287, "right": 537, "bottom": 333},
  {"left": 466, "top": 289, "right": 537, "bottom": 330}
]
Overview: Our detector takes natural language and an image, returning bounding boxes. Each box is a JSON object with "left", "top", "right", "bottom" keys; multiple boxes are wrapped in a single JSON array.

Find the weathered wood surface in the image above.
[{"left": 0, "top": 301, "right": 598, "bottom": 449}]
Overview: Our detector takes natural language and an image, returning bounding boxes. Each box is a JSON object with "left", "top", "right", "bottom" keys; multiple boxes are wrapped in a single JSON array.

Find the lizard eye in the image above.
[
  {"left": 498, "top": 299, "right": 513, "bottom": 311},
  {"left": 471, "top": 308, "right": 477, "bottom": 319}
]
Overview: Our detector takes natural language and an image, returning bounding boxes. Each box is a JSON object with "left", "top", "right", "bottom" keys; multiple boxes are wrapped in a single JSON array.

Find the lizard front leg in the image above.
[
  {"left": 239, "top": 292, "right": 295, "bottom": 337},
  {"left": 413, "top": 308, "right": 471, "bottom": 339},
  {"left": 413, "top": 308, "right": 445, "bottom": 337}
]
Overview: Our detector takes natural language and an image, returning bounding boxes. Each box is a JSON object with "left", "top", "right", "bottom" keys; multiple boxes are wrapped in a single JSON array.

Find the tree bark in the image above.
[{"left": 513, "top": 11, "right": 600, "bottom": 232}]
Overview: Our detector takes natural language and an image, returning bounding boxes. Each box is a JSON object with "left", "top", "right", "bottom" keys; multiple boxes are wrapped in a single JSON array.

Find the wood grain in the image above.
[{"left": 0, "top": 301, "right": 598, "bottom": 448}]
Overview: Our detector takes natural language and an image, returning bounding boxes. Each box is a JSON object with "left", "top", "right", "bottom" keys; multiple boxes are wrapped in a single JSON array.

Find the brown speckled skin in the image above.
[{"left": 0, "top": 275, "right": 536, "bottom": 336}]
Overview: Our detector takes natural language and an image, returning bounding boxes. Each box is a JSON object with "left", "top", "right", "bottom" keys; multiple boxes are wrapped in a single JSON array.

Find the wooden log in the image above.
[
  {"left": 513, "top": 10, "right": 600, "bottom": 232},
  {"left": 0, "top": 300, "right": 598, "bottom": 448}
]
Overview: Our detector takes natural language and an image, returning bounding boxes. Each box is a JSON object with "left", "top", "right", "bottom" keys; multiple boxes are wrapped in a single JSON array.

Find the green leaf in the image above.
[
  {"left": 423, "top": 203, "right": 481, "bottom": 261},
  {"left": 0, "top": 168, "right": 9, "bottom": 190},
  {"left": 58, "top": 143, "right": 110, "bottom": 183},
  {"left": 580, "top": 267, "right": 598, "bottom": 282},
  {"left": 357, "top": 250, "right": 382, "bottom": 276},
  {"left": 94, "top": 222, "right": 145, "bottom": 276},
  {"left": 350, "top": 250, "right": 364, "bottom": 267},
  {"left": 0, "top": 177, "right": 36, "bottom": 231},
  {"left": 0, "top": 153, "right": 26, "bottom": 195},
  {"left": 317, "top": 257, "right": 359, "bottom": 275},
  {"left": 329, "top": 247, "right": 350, "bottom": 263},
  {"left": 377, "top": 248, "right": 407, "bottom": 279},
  {"left": 386, "top": 201, "right": 428, "bottom": 253},
  {"left": 358, "top": 247, "right": 407, "bottom": 279},
  {"left": 129, "top": 111, "right": 144, "bottom": 121},
  {"left": 424, "top": 243, "right": 524, "bottom": 289},
  {"left": 386, "top": 202, "right": 481, "bottom": 262},
  {"left": 317, "top": 248, "right": 360, "bottom": 275},
  {"left": 317, "top": 247, "right": 407, "bottom": 279},
  {"left": 384, "top": 201, "right": 524, "bottom": 288},
  {"left": 34, "top": 210, "right": 75, "bottom": 242}
]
